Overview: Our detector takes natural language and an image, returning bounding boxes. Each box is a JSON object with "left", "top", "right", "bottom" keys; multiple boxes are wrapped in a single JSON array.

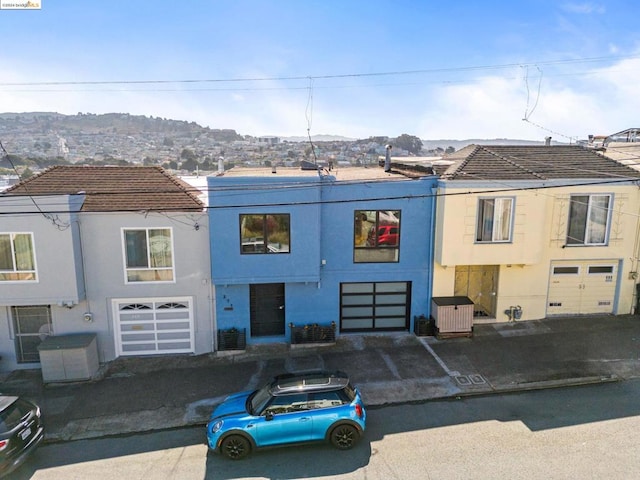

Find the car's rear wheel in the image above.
[
  {"left": 220, "top": 434, "right": 251, "bottom": 460},
  {"left": 330, "top": 424, "right": 359, "bottom": 450}
]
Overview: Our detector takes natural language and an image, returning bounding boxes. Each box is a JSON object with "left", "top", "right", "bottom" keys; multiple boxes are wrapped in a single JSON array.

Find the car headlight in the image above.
[{"left": 210, "top": 420, "right": 224, "bottom": 434}]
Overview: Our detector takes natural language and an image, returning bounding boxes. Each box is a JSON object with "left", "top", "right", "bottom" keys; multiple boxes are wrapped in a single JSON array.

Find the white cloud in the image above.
[
  {"left": 411, "top": 55, "right": 640, "bottom": 141},
  {"left": 561, "top": 2, "right": 606, "bottom": 14},
  {"left": 2, "top": 55, "right": 640, "bottom": 142},
  {"left": 416, "top": 75, "right": 536, "bottom": 140}
]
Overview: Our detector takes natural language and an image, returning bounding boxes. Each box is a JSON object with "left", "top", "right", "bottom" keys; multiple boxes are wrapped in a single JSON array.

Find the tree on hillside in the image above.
[
  {"left": 180, "top": 148, "right": 197, "bottom": 161},
  {"left": 20, "top": 167, "right": 34, "bottom": 180},
  {"left": 0, "top": 154, "right": 25, "bottom": 168},
  {"left": 368, "top": 136, "right": 389, "bottom": 144},
  {"left": 180, "top": 158, "right": 198, "bottom": 172},
  {"left": 162, "top": 160, "right": 178, "bottom": 170},
  {"left": 394, "top": 134, "right": 423, "bottom": 155},
  {"left": 200, "top": 157, "right": 214, "bottom": 170}
]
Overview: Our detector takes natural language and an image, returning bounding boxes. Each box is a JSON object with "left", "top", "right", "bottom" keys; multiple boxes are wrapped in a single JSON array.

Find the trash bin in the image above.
[{"left": 38, "top": 333, "right": 99, "bottom": 383}]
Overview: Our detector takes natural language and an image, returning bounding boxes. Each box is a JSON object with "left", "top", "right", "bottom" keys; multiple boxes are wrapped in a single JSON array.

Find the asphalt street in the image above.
[{"left": 1, "top": 314, "right": 639, "bottom": 443}]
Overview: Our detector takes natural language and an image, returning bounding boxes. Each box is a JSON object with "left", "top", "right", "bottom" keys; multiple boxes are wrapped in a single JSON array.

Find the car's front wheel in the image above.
[
  {"left": 220, "top": 434, "right": 251, "bottom": 460},
  {"left": 330, "top": 424, "right": 359, "bottom": 450}
]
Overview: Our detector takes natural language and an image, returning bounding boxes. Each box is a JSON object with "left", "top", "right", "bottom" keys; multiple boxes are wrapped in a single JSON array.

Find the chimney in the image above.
[
  {"left": 384, "top": 144, "right": 392, "bottom": 172},
  {"left": 545, "top": 136, "right": 552, "bottom": 146},
  {"left": 218, "top": 156, "right": 224, "bottom": 173}
]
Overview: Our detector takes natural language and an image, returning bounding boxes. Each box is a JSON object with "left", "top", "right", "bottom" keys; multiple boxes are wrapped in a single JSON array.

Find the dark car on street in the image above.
[
  {"left": 0, "top": 395, "right": 44, "bottom": 477},
  {"left": 207, "top": 370, "right": 366, "bottom": 460}
]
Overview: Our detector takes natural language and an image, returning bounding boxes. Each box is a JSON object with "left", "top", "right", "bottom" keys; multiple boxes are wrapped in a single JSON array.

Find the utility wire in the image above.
[
  {"left": 1, "top": 54, "right": 637, "bottom": 87},
  {"left": 522, "top": 65, "right": 543, "bottom": 121},
  {"left": 0, "top": 141, "right": 70, "bottom": 229},
  {"left": 305, "top": 77, "right": 318, "bottom": 164},
  {"left": 0, "top": 68, "right": 628, "bottom": 93}
]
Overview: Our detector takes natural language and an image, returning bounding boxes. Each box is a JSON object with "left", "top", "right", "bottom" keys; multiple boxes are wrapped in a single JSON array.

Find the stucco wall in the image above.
[
  {"left": 76, "top": 211, "right": 213, "bottom": 362},
  {"left": 0, "top": 195, "right": 85, "bottom": 305},
  {"left": 209, "top": 174, "right": 438, "bottom": 343},
  {"left": 0, "top": 207, "right": 212, "bottom": 371},
  {"left": 208, "top": 175, "right": 322, "bottom": 284},
  {"left": 433, "top": 181, "right": 640, "bottom": 321}
]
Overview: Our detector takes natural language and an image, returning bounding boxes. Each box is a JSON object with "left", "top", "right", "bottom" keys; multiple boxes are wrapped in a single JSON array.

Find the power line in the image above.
[
  {"left": 0, "top": 141, "right": 70, "bottom": 229},
  {"left": 0, "top": 68, "right": 627, "bottom": 93},
  {"left": 1, "top": 54, "right": 637, "bottom": 87}
]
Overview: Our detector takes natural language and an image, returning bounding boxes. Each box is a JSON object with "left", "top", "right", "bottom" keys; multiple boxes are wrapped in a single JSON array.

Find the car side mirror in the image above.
[{"left": 265, "top": 411, "right": 274, "bottom": 421}]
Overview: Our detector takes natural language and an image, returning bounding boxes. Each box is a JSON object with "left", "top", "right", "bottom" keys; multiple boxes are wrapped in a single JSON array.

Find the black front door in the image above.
[{"left": 250, "top": 283, "right": 285, "bottom": 336}]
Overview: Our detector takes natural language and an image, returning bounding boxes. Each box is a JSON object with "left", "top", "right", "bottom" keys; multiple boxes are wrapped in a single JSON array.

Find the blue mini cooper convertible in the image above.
[{"left": 206, "top": 370, "right": 366, "bottom": 460}]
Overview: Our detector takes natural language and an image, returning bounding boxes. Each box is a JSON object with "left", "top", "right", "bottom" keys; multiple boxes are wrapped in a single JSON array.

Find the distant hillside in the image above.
[
  {"left": 284, "top": 136, "right": 559, "bottom": 148},
  {"left": 282, "top": 134, "right": 357, "bottom": 142},
  {"left": 0, "top": 112, "right": 242, "bottom": 141},
  {"left": 0, "top": 112, "right": 562, "bottom": 148},
  {"left": 422, "top": 138, "right": 564, "bottom": 151}
]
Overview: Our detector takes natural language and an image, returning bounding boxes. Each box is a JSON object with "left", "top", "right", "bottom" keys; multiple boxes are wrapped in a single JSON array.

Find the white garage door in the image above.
[
  {"left": 113, "top": 297, "right": 194, "bottom": 356},
  {"left": 547, "top": 261, "right": 617, "bottom": 315}
]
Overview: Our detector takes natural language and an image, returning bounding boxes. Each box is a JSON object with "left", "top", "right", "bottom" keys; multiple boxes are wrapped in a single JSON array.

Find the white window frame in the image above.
[
  {"left": 0, "top": 232, "right": 38, "bottom": 282},
  {"left": 476, "top": 197, "right": 514, "bottom": 243},
  {"left": 566, "top": 194, "right": 611, "bottom": 246},
  {"left": 122, "top": 227, "right": 175, "bottom": 284}
]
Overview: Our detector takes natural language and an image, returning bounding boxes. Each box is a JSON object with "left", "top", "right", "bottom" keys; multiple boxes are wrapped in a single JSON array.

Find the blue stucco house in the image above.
[{"left": 208, "top": 165, "right": 437, "bottom": 347}]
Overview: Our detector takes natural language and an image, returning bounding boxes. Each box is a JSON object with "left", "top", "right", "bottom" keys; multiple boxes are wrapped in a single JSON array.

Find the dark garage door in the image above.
[{"left": 340, "top": 281, "right": 410, "bottom": 332}]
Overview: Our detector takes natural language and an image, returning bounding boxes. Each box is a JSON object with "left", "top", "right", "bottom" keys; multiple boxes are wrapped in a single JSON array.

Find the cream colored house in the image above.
[
  {"left": 432, "top": 145, "right": 640, "bottom": 323},
  {"left": 593, "top": 128, "right": 640, "bottom": 171}
]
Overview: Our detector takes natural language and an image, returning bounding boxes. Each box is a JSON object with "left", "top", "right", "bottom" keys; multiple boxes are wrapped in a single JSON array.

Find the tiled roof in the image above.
[
  {"left": 3, "top": 165, "right": 204, "bottom": 212},
  {"left": 440, "top": 145, "right": 640, "bottom": 181}
]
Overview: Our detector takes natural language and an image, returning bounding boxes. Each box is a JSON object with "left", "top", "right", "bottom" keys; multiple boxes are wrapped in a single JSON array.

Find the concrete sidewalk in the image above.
[{"left": 1, "top": 315, "right": 639, "bottom": 443}]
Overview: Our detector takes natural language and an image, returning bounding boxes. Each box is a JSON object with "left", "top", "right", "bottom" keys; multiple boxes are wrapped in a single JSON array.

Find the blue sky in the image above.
[{"left": 0, "top": 1, "right": 638, "bottom": 141}]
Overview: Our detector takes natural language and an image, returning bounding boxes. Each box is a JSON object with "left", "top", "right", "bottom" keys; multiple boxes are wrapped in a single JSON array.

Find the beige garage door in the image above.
[{"left": 547, "top": 261, "right": 617, "bottom": 315}]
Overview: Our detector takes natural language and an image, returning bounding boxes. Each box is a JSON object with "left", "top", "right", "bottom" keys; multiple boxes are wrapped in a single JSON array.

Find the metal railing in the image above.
[
  {"left": 413, "top": 315, "right": 435, "bottom": 336},
  {"left": 217, "top": 328, "right": 246, "bottom": 351},
  {"left": 289, "top": 322, "right": 336, "bottom": 345}
]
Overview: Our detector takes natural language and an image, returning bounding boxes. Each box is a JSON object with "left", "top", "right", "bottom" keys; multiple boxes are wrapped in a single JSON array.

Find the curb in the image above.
[{"left": 487, "top": 374, "right": 620, "bottom": 395}]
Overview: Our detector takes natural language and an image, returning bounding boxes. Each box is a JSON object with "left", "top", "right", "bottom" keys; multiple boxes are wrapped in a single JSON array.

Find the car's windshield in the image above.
[{"left": 248, "top": 383, "right": 272, "bottom": 415}]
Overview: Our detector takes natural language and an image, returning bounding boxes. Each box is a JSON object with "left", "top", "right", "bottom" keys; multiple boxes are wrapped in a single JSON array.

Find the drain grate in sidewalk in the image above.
[{"left": 455, "top": 374, "right": 487, "bottom": 386}]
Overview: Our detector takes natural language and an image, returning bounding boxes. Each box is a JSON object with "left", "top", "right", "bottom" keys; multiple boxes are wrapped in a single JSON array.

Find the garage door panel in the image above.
[
  {"left": 114, "top": 297, "right": 194, "bottom": 356},
  {"left": 581, "top": 266, "right": 616, "bottom": 314},
  {"left": 548, "top": 262, "right": 617, "bottom": 315},
  {"left": 340, "top": 281, "right": 410, "bottom": 332},
  {"left": 341, "top": 318, "right": 374, "bottom": 329},
  {"left": 375, "top": 317, "right": 407, "bottom": 328},
  {"left": 580, "top": 298, "right": 613, "bottom": 314}
]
